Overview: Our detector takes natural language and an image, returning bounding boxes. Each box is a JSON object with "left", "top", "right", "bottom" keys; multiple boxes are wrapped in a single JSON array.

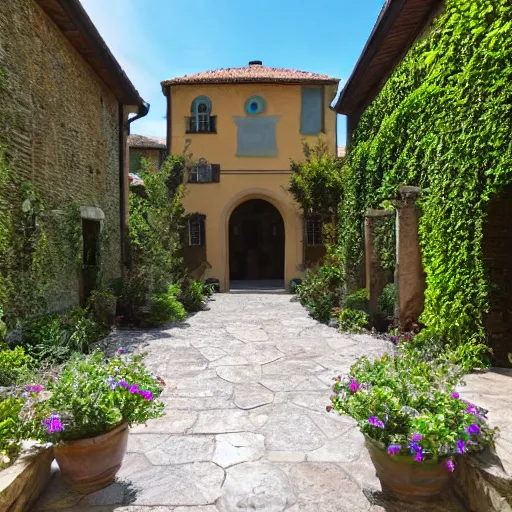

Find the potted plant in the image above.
[
  {"left": 327, "top": 352, "right": 497, "bottom": 502},
  {"left": 30, "top": 351, "right": 165, "bottom": 493}
]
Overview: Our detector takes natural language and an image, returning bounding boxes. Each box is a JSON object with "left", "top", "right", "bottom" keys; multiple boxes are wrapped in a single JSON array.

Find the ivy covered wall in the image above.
[{"left": 339, "top": 0, "right": 511, "bottom": 351}]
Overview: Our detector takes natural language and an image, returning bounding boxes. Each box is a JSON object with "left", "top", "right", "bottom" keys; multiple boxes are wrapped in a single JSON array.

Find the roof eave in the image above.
[
  {"left": 161, "top": 79, "right": 340, "bottom": 88},
  {"left": 334, "top": 0, "right": 443, "bottom": 116},
  {"left": 35, "top": 0, "right": 145, "bottom": 106}
]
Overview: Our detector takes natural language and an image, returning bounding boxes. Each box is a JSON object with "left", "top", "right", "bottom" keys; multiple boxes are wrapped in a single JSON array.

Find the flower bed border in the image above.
[{"left": 0, "top": 442, "right": 53, "bottom": 511}]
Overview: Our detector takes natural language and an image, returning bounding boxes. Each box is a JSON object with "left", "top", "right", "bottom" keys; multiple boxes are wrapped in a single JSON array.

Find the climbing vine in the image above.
[
  {"left": 0, "top": 150, "right": 87, "bottom": 325},
  {"left": 338, "top": 0, "right": 512, "bottom": 354}
]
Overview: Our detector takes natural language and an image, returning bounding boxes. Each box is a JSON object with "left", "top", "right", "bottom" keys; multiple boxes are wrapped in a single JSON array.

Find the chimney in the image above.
[{"left": 248, "top": 60, "right": 263, "bottom": 66}]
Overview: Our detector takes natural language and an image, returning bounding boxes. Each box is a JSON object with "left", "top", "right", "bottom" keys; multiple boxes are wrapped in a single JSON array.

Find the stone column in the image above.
[
  {"left": 395, "top": 186, "right": 425, "bottom": 328},
  {"left": 365, "top": 209, "right": 394, "bottom": 315}
]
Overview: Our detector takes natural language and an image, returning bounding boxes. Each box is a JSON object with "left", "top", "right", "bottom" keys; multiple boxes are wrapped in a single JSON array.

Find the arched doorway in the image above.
[{"left": 229, "top": 199, "right": 285, "bottom": 285}]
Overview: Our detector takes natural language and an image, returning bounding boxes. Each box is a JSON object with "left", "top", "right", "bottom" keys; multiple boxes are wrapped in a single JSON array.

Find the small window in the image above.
[
  {"left": 245, "top": 96, "right": 266, "bottom": 115},
  {"left": 189, "top": 158, "right": 212, "bottom": 182},
  {"left": 306, "top": 219, "right": 323, "bottom": 246},
  {"left": 187, "top": 97, "right": 216, "bottom": 133},
  {"left": 300, "top": 87, "right": 323, "bottom": 135},
  {"left": 188, "top": 160, "right": 221, "bottom": 183},
  {"left": 188, "top": 215, "right": 205, "bottom": 246}
]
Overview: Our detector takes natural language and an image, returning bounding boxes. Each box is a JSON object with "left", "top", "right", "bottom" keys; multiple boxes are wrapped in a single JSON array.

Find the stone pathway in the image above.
[{"left": 34, "top": 293, "right": 464, "bottom": 512}]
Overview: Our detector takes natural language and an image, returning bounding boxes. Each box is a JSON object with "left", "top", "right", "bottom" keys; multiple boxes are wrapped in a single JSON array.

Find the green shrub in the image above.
[
  {"left": 149, "top": 284, "right": 187, "bottom": 325},
  {"left": 344, "top": 288, "right": 369, "bottom": 313},
  {"left": 30, "top": 351, "right": 165, "bottom": 442},
  {"left": 297, "top": 260, "right": 343, "bottom": 323},
  {"left": 0, "top": 345, "right": 32, "bottom": 386},
  {"left": 179, "top": 280, "right": 207, "bottom": 313},
  {"left": 377, "top": 283, "right": 397, "bottom": 318},
  {"left": 22, "top": 308, "right": 107, "bottom": 363},
  {"left": 87, "top": 288, "right": 117, "bottom": 326},
  {"left": 338, "top": 308, "right": 369, "bottom": 332},
  {"left": 0, "top": 396, "right": 25, "bottom": 468},
  {"left": 289, "top": 278, "right": 303, "bottom": 294}
]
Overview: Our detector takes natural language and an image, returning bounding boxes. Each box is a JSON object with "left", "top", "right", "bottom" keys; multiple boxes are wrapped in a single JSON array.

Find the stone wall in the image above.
[
  {"left": 0, "top": 0, "right": 122, "bottom": 310},
  {"left": 483, "top": 185, "right": 512, "bottom": 367}
]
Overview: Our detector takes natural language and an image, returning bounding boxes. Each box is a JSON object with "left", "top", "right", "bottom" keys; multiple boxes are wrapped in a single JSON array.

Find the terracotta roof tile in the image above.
[
  {"left": 162, "top": 62, "right": 339, "bottom": 87},
  {"left": 128, "top": 134, "right": 166, "bottom": 149}
]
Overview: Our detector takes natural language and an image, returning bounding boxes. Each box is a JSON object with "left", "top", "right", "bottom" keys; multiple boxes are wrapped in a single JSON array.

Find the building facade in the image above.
[
  {"left": 161, "top": 61, "right": 339, "bottom": 291},
  {"left": 128, "top": 135, "right": 167, "bottom": 174},
  {"left": 0, "top": 0, "right": 147, "bottom": 310}
]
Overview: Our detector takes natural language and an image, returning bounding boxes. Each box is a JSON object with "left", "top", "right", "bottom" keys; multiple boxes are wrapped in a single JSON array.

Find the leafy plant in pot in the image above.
[
  {"left": 30, "top": 351, "right": 165, "bottom": 493},
  {"left": 327, "top": 353, "right": 498, "bottom": 502}
]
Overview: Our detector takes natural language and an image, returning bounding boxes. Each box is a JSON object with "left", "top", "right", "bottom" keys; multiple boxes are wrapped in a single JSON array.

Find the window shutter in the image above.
[
  {"left": 200, "top": 216, "right": 206, "bottom": 245},
  {"left": 212, "top": 164, "right": 221, "bottom": 182},
  {"left": 300, "top": 87, "right": 323, "bottom": 135}
]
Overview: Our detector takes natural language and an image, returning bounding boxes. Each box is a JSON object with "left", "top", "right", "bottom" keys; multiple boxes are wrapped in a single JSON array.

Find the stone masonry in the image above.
[
  {"left": 36, "top": 294, "right": 464, "bottom": 512},
  {"left": 0, "top": 0, "right": 123, "bottom": 310}
]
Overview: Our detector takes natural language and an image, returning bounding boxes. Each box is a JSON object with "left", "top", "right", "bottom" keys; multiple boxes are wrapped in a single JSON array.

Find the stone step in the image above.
[{"left": 456, "top": 369, "right": 512, "bottom": 511}]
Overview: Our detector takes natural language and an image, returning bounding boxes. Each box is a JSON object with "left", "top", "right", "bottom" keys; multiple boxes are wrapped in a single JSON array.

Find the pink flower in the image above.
[
  {"left": 451, "top": 392, "right": 460, "bottom": 399},
  {"left": 25, "top": 385, "right": 43, "bottom": 393},
  {"left": 44, "top": 414, "right": 63, "bottom": 433},
  {"left": 348, "top": 378, "right": 360, "bottom": 394},
  {"left": 117, "top": 347, "right": 126, "bottom": 355},
  {"left": 387, "top": 444, "right": 401, "bottom": 456},
  {"left": 368, "top": 415, "right": 385, "bottom": 429},
  {"left": 445, "top": 459, "right": 455, "bottom": 472}
]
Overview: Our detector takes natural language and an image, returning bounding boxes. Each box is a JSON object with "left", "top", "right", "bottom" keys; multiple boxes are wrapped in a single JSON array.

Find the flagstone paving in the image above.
[{"left": 34, "top": 293, "right": 465, "bottom": 512}]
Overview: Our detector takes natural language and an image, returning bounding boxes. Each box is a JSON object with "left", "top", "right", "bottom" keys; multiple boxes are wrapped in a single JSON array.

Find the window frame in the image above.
[
  {"left": 188, "top": 161, "right": 221, "bottom": 183},
  {"left": 188, "top": 96, "right": 215, "bottom": 133},
  {"left": 306, "top": 218, "right": 323, "bottom": 246},
  {"left": 188, "top": 215, "right": 206, "bottom": 246}
]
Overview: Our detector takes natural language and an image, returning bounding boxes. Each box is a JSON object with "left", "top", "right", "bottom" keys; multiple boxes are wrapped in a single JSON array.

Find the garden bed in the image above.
[{"left": 0, "top": 441, "right": 53, "bottom": 511}]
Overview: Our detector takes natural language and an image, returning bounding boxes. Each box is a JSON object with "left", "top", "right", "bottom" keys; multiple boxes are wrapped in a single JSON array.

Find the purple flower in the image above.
[
  {"left": 466, "top": 423, "right": 480, "bottom": 436},
  {"left": 414, "top": 450, "right": 423, "bottom": 462},
  {"left": 43, "top": 414, "right": 63, "bottom": 433},
  {"left": 390, "top": 335, "right": 399, "bottom": 345},
  {"left": 129, "top": 384, "right": 139, "bottom": 394},
  {"left": 348, "top": 378, "right": 360, "bottom": 394},
  {"left": 117, "top": 347, "right": 126, "bottom": 355},
  {"left": 107, "top": 376, "right": 117, "bottom": 390},
  {"left": 409, "top": 441, "right": 422, "bottom": 454},
  {"left": 466, "top": 403, "right": 479, "bottom": 415},
  {"left": 118, "top": 380, "right": 130, "bottom": 389},
  {"left": 456, "top": 439, "right": 466, "bottom": 454},
  {"left": 387, "top": 444, "right": 401, "bottom": 456},
  {"left": 451, "top": 392, "right": 460, "bottom": 399},
  {"left": 411, "top": 433, "right": 423, "bottom": 442},
  {"left": 445, "top": 459, "right": 455, "bottom": 472},
  {"left": 368, "top": 415, "right": 385, "bottom": 429},
  {"left": 25, "top": 385, "right": 43, "bottom": 393},
  {"left": 137, "top": 390, "right": 154, "bottom": 401}
]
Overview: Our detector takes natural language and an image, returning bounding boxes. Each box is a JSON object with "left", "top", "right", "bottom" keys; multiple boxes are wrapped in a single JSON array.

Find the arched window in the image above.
[{"left": 190, "top": 97, "right": 213, "bottom": 132}]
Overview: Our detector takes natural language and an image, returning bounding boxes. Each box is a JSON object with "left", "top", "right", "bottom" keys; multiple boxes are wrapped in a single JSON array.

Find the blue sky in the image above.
[{"left": 81, "top": 0, "right": 385, "bottom": 146}]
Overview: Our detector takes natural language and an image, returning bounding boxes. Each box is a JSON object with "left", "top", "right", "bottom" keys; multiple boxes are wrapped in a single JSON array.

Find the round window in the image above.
[{"left": 245, "top": 96, "right": 266, "bottom": 115}]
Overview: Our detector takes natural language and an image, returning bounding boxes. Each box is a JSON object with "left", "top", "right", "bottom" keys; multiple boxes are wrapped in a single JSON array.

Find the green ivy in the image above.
[
  {"left": 128, "top": 156, "right": 186, "bottom": 290},
  {"left": 0, "top": 151, "right": 85, "bottom": 325},
  {"left": 338, "top": 0, "right": 512, "bottom": 356}
]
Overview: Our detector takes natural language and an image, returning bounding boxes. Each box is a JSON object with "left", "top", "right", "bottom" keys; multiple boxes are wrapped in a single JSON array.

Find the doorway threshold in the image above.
[{"left": 229, "top": 280, "right": 286, "bottom": 294}]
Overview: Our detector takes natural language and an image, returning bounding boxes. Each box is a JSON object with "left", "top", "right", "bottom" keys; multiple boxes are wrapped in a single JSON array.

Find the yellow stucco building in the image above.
[{"left": 161, "top": 61, "right": 339, "bottom": 291}]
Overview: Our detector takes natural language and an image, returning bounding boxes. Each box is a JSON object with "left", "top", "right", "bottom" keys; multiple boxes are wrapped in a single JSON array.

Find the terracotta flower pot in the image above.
[
  {"left": 54, "top": 422, "right": 128, "bottom": 494},
  {"left": 365, "top": 437, "right": 451, "bottom": 502}
]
